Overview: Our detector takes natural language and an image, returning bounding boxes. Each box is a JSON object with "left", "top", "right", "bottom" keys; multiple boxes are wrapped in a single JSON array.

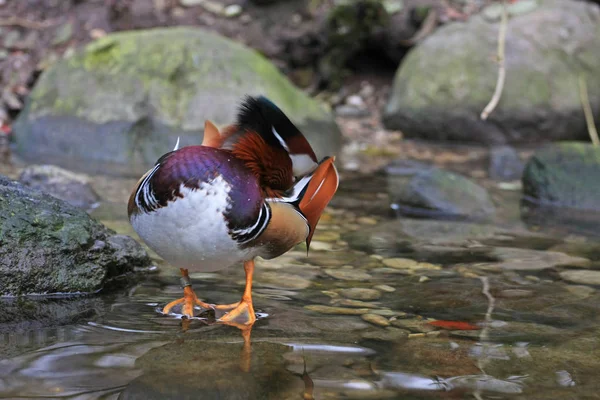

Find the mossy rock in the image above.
[
  {"left": 387, "top": 162, "right": 495, "bottom": 220},
  {"left": 522, "top": 142, "right": 600, "bottom": 210},
  {"left": 383, "top": 0, "right": 600, "bottom": 144},
  {"left": 0, "top": 175, "right": 151, "bottom": 296},
  {"left": 14, "top": 27, "right": 342, "bottom": 177}
]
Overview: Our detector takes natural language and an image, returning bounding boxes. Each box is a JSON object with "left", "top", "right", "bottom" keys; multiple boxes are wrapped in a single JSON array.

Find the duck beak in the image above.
[{"left": 298, "top": 156, "right": 339, "bottom": 251}]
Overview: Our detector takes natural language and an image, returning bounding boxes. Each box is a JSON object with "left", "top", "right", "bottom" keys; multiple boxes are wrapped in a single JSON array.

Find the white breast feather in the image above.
[{"left": 131, "top": 176, "right": 254, "bottom": 272}]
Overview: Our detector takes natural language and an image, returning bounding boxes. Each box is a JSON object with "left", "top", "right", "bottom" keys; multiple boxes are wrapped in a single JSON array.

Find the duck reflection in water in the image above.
[{"left": 118, "top": 316, "right": 316, "bottom": 400}]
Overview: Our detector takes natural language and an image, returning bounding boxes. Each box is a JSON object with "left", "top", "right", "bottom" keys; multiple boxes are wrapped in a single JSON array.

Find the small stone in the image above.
[
  {"left": 201, "top": 0, "right": 225, "bottom": 14},
  {"left": 346, "top": 95, "right": 365, "bottom": 108},
  {"left": 89, "top": 29, "right": 107, "bottom": 39},
  {"left": 361, "top": 313, "right": 390, "bottom": 327},
  {"left": 370, "top": 309, "right": 405, "bottom": 317},
  {"left": 335, "top": 105, "right": 369, "bottom": 118},
  {"left": 308, "top": 241, "right": 333, "bottom": 251},
  {"left": 390, "top": 319, "right": 436, "bottom": 333},
  {"left": 304, "top": 305, "right": 372, "bottom": 315},
  {"left": 171, "top": 6, "right": 186, "bottom": 17},
  {"left": 52, "top": 22, "right": 74, "bottom": 46},
  {"left": 374, "top": 284, "right": 395, "bottom": 292},
  {"left": 224, "top": 4, "right": 242, "bottom": 17},
  {"left": 564, "top": 285, "right": 595, "bottom": 299},
  {"left": 325, "top": 269, "right": 373, "bottom": 281},
  {"left": 418, "top": 276, "right": 430, "bottom": 283},
  {"left": 361, "top": 327, "right": 409, "bottom": 341},
  {"left": 560, "top": 270, "right": 600, "bottom": 286},
  {"left": 334, "top": 299, "right": 380, "bottom": 309},
  {"left": 382, "top": 258, "right": 418, "bottom": 269},
  {"left": 408, "top": 333, "right": 426, "bottom": 339},
  {"left": 339, "top": 288, "right": 381, "bottom": 301},
  {"left": 489, "top": 145, "right": 524, "bottom": 181},
  {"left": 357, "top": 217, "right": 378, "bottom": 225},
  {"left": 498, "top": 289, "right": 534, "bottom": 298},
  {"left": 312, "top": 231, "right": 341, "bottom": 242},
  {"left": 180, "top": 0, "right": 204, "bottom": 6},
  {"left": 256, "top": 272, "right": 312, "bottom": 289}
]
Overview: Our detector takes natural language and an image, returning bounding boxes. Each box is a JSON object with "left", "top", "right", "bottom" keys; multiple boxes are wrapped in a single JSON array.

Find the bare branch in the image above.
[
  {"left": 0, "top": 16, "right": 56, "bottom": 30},
  {"left": 480, "top": 0, "right": 508, "bottom": 120},
  {"left": 578, "top": 74, "right": 599, "bottom": 146}
]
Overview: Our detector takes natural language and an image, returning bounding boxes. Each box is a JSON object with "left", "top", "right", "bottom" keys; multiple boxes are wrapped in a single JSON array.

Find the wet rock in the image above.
[
  {"left": 19, "top": 164, "right": 100, "bottom": 210},
  {"left": 0, "top": 296, "right": 105, "bottom": 333},
  {"left": 497, "top": 289, "right": 534, "bottom": 299},
  {"left": 361, "top": 313, "right": 390, "bottom": 327},
  {"left": 482, "top": 247, "right": 590, "bottom": 271},
  {"left": 564, "top": 284, "right": 596, "bottom": 299},
  {"left": 559, "top": 270, "right": 600, "bottom": 286},
  {"left": 361, "top": 327, "right": 409, "bottom": 342},
  {"left": 489, "top": 145, "right": 524, "bottom": 181},
  {"left": 0, "top": 175, "right": 151, "bottom": 296},
  {"left": 305, "top": 305, "right": 372, "bottom": 315},
  {"left": 119, "top": 338, "right": 300, "bottom": 399},
  {"left": 338, "top": 288, "right": 381, "bottom": 301},
  {"left": 387, "top": 165, "right": 495, "bottom": 220},
  {"left": 382, "top": 257, "right": 417, "bottom": 269},
  {"left": 255, "top": 272, "right": 313, "bottom": 290},
  {"left": 374, "top": 284, "right": 395, "bottom": 292},
  {"left": 15, "top": 28, "right": 341, "bottom": 177},
  {"left": 333, "top": 299, "right": 380, "bottom": 309},
  {"left": 324, "top": 268, "right": 373, "bottom": 281},
  {"left": 522, "top": 143, "right": 600, "bottom": 232},
  {"left": 310, "top": 317, "right": 371, "bottom": 331},
  {"left": 450, "top": 321, "right": 570, "bottom": 343},
  {"left": 390, "top": 319, "right": 436, "bottom": 333},
  {"left": 383, "top": 0, "right": 600, "bottom": 144}
]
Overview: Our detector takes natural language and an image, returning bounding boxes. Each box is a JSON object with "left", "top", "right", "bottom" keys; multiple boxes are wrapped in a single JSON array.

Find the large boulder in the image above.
[
  {"left": 521, "top": 142, "right": 600, "bottom": 234},
  {"left": 14, "top": 27, "right": 342, "bottom": 177},
  {"left": 0, "top": 175, "right": 151, "bottom": 296},
  {"left": 383, "top": 0, "right": 600, "bottom": 144}
]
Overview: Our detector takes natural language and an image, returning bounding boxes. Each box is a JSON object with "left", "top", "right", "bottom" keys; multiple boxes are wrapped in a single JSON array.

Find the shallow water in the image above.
[{"left": 2, "top": 167, "right": 600, "bottom": 400}]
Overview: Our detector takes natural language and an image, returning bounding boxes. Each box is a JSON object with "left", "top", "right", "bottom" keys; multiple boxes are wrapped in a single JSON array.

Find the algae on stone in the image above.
[
  {"left": 15, "top": 28, "right": 341, "bottom": 176},
  {"left": 0, "top": 175, "right": 151, "bottom": 296},
  {"left": 383, "top": 0, "right": 600, "bottom": 144}
]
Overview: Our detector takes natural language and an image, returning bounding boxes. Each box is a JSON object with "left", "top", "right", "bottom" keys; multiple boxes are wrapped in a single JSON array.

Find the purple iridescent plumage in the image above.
[{"left": 142, "top": 146, "right": 264, "bottom": 235}]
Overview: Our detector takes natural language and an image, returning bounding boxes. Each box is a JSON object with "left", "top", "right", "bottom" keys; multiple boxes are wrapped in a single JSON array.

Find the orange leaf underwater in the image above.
[{"left": 427, "top": 320, "right": 481, "bottom": 330}]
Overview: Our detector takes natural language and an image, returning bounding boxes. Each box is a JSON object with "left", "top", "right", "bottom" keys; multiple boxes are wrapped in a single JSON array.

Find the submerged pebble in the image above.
[
  {"left": 361, "top": 314, "right": 390, "bottom": 327},
  {"left": 339, "top": 288, "right": 381, "bottom": 301},
  {"left": 325, "top": 269, "right": 373, "bottom": 281},
  {"left": 305, "top": 305, "right": 372, "bottom": 315},
  {"left": 559, "top": 270, "right": 600, "bottom": 286}
]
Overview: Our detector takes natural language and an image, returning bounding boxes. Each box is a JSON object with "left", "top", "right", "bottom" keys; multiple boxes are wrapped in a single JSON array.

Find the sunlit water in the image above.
[{"left": 1, "top": 167, "right": 600, "bottom": 400}]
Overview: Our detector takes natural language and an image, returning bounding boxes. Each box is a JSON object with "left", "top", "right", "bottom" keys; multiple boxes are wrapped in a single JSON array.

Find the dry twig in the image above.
[
  {"left": 0, "top": 16, "right": 56, "bottom": 30},
  {"left": 399, "top": 8, "right": 438, "bottom": 47},
  {"left": 578, "top": 74, "right": 599, "bottom": 146},
  {"left": 480, "top": 0, "right": 508, "bottom": 120}
]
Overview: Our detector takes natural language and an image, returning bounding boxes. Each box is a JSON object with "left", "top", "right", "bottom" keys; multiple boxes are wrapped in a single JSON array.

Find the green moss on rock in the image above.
[
  {"left": 383, "top": 0, "right": 600, "bottom": 144},
  {"left": 16, "top": 28, "right": 341, "bottom": 177},
  {"left": 0, "top": 175, "right": 151, "bottom": 296}
]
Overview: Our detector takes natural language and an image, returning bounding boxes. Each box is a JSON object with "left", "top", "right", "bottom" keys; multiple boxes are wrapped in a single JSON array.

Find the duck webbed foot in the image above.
[
  {"left": 162, "top": 268, "right": 215, "bottom": 318},
  {"left": 216, "top": 260, "right": 256, "bottom": 325}
]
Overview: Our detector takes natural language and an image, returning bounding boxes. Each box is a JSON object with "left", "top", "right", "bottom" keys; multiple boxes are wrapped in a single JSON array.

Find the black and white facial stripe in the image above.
[
  {"left": 135, "top": 163, "right": 161, "bottom": 213},
  {"left": 230, "top": 202, "right": 272, "bottom": 244}
]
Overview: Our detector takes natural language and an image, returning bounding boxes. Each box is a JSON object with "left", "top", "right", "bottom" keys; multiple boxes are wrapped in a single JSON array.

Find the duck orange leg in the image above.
[
  {"left": 217, "top": 260, "right": 256, "bottom": 325},
  {"left": 163, "top": 268, "right": 215, "bottom": 318}
]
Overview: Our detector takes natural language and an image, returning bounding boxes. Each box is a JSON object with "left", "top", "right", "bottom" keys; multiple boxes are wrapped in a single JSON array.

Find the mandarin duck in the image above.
[{"left": 128, "top": 96, "right": 339, "bottom": 325}]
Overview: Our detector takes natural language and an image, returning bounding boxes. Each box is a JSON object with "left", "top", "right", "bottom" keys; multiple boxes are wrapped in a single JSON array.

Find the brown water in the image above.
[{"left": 1, "top": 168, "right": 600, "bottom": 400}]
